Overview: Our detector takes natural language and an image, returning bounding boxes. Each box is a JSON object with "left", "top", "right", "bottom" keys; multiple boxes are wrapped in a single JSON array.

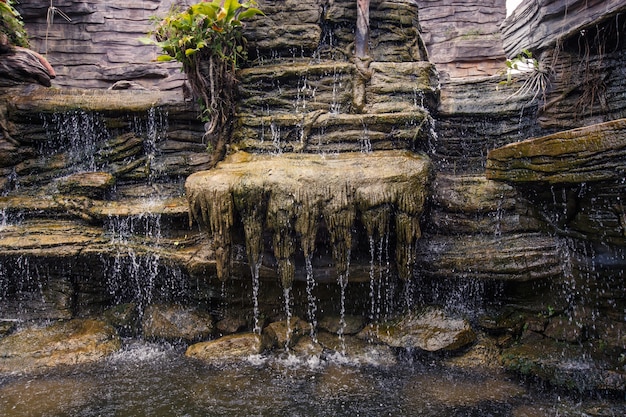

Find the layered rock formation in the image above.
[
  {"left": 416, "top": 0, "right": 507, "bottom": 79},
  {"left": 15, "top": 0, "right": 184, "bottom": 89}
]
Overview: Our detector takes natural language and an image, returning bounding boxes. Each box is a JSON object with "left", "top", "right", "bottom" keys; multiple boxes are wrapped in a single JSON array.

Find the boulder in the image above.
[
  {"left": 358, "top": 306, "right": 476, "bottom": 352},
  {"left": 262, "top": 317, "right": 311, "bottom": 349},
  {"left": 142, "top": 304, "right": 214, "bottom": 342},
  {"left": 0, "top": 318, "right": 121, "bottom": 375},
  {"left": 318, "top": 314, "right": 366, "bottom": 335},
  {"left": 185, "top": 333, "right": 265, "bottom": 364}
]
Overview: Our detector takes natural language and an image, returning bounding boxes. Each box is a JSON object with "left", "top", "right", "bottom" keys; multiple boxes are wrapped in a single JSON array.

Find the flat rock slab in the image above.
[
  {"left": 56, "top": 172, "right": 115, "bottom": 198},
  {"left": 0, "top": 319, "right": 121, "bottom": 375},
  {"left": 486, "top": 118, "right": 626, "bottom": 184},
  {"left": 9, "top": 85, "right": 180, "bottom": 114}
]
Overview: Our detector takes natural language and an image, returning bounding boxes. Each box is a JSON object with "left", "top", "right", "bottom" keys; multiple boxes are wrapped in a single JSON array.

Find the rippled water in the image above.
[{"left": 1, "top": 340, "right": 622, "bottom": 417}]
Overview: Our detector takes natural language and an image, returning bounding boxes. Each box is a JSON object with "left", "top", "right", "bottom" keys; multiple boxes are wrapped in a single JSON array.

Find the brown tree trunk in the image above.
[
  {"left": 355, "top": 0, "right": 370, "bottom": 58},
  {"left": 353, "top": 0, "right": 371, "bottom": 112}
]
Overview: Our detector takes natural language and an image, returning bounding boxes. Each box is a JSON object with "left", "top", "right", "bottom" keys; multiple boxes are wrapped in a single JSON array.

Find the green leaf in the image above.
[
  {"left": 238, "top": 7, "right": 264, "bottom": 20},
  {"left": 185, "top": 48, "right": 197, "bottom": 56},
  {"left": 156, "top": 54, "right": 174, "bottom": 62}
]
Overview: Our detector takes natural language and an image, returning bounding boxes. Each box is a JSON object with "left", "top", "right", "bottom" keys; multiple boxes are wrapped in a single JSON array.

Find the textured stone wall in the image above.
[
  {"left": 416, "top": 0, "right": 507, "bottom": 79},
  {"left": 17, "top": 0, "right": 188, "bottom": 90},
  {"left": 501, "top": 0, "right": 626, "bottom": 57},
  {"left": 18, "top": 0, "right": 509, "bottom": 88}
]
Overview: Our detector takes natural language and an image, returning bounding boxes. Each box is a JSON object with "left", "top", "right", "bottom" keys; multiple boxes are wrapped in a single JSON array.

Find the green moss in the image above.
[{"left": 0, "top": 0, "right": 29, "bottom": 48}]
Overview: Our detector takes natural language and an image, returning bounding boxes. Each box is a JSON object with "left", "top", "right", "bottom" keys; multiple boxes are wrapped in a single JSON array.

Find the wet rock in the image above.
[
  {"left": 358, "top": 306, "right": 475, "bottom": 352},
  {"left": 102, "top": 303, "right": 139, "bottom": 336},
  {"left": 316, "top": 331, "right": 398, "bottom": 366},
  {"left": 262, "top": 317, "right": 311, "bottom": 349},
  {"left": 544, "top": 316, "right": 587, "bottom": 343},
  {"left": 445, "top": 333, "right": 502, "bottom": 371},
  {"left": 291, "top": 335, "right": 324, "bottom": 359},
  {"left": 185, "top": 332, "right": 265, "bottom": 364},
  {"left": 216, "top": 315, "right": 248, "bottom": 335},
  {"left": 186, "top": 150, "right": 431, "bottom": 283},
  {"left": 142, "top": 304, "right": 214, "bottom": 342},
  {"left": 56, "top": 172, "right": 115, "bottom": 199},
  {"left": 487, "top": 119, "right": 626, "bottom": 184},
  {"left": 318, "top": 314, "right": 366, "bottom": 335},
  {"left": 415, "top": 233, "right": 562, "bottom": 281},
  {"left": 0, "top": 318, "right": 121, "bottom": 375},
  {"left": 501, "top": 339, "right": 626, "bottom": 392}
]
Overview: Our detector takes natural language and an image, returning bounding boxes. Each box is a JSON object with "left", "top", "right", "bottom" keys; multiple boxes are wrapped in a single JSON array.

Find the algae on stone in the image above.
[{"left": 186, "top": 150, "right": 431, "bottom": 285}]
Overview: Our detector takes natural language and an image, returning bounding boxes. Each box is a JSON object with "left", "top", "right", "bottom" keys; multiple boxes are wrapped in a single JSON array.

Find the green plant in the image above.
[
  {"left": 0, "top": 0, "right": 29, "bottom": 48},
  {"left": 500, "top": 49, "right": 554, "bottom": 104},
  {"left": 143, "top": 0, "right": 263, "bottom": 135}
]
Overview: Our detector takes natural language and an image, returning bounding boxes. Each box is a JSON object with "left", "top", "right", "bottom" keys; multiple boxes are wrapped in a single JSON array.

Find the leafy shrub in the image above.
[
  {"left": 144, "top": 0, "right": 263, "bottom": 135},
  {"left": 0, "top": 0, "right": 29, "bottom": 48}
]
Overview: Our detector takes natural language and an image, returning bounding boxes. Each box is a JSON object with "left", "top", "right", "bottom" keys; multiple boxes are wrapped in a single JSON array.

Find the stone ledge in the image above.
[{"left": 486, "top": 118, "right": 626, "bottom": 184}]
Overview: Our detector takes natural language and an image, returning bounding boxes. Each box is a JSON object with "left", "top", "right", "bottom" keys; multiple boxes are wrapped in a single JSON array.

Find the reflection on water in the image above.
[{"left": 1, "top": 340, "right": 622, "bottom": 417}]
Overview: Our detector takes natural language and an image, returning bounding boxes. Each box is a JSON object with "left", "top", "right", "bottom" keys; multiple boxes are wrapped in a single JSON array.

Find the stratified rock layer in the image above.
[{"left": 486, "top": 118, "right": 626, "bottom": 184}]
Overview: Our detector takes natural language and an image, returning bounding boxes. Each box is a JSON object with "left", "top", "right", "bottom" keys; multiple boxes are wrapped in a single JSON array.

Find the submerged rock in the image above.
[
  {"left": 316, "top": 331, "right": 398, "bottom": 366},
  {"left": 359, "top": 306, "right": 476, "bottom": 352},
  {"left": 501, "top": 339, "right": 626, "bottom": 392},
  {"left": 0, "top": 318, "right": 121, "bottom": 375},
  {"left": 185, "top": 333, "right": 265, "bottom": 364}
]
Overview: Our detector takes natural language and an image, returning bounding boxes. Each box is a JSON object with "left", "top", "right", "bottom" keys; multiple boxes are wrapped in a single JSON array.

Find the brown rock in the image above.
[
  {"left": 142, "top": 304, "right": 214, "bottom": 342},
  {"left": 185, "top": 333, "right": 265, "bottom": 364},
  {"left": 0, "top": 319, "right": 121, "bottom": 375},
  {"left": 486, "top": 118, "right": 626, "bottom": 184},
  {"left": 56, "top": 172, "right": 115, "bottom": 198},
  {"left": 359, "top": 306, "right": 476, "bottom": 352}
]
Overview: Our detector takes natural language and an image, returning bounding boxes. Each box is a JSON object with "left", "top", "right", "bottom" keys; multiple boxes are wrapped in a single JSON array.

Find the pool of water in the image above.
[{"left": 0, "top": 340, "right": 623, "bottom": 417}]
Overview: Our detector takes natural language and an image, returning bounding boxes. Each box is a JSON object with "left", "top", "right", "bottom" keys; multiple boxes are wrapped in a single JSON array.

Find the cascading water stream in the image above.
[{"left": 304, "top": 254, "right": 318, "bottom": 341}]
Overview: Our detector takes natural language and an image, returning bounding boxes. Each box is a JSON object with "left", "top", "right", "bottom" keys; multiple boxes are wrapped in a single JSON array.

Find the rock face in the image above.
[
  {"left": 501, "top": 0, "right": 626, "bottom": 57},
  {"left": 416, "top": 0, "right": 507, "bottom": 79},
  {"left": 142, "top": 304, "right": 214, "bottom": 342},
  {"left": 17, "top": 0, "right": 184, "bottom": 90},
  {"left": 0, "top": 319, "right": 121, "bottom": 375}
]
